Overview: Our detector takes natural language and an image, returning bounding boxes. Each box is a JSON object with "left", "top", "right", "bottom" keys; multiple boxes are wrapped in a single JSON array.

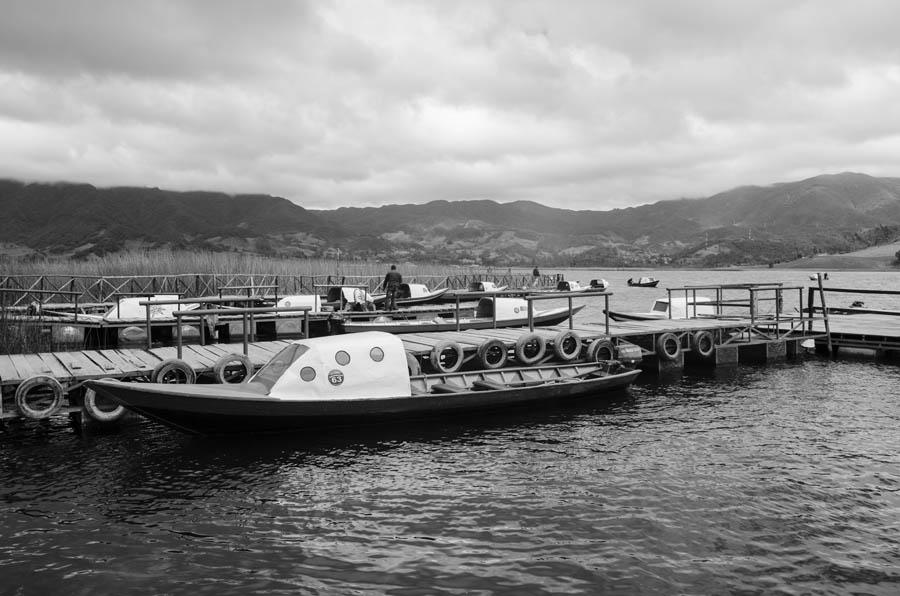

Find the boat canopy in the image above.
[
  {"left": 104, "top": 294, "right": 199, "bottom": 320},
  {"left": 398, "top": 283, "right": 430, "bottom": 299},
  {"left": 276, "top": 295, "right": 322, "bottom": 314},
  {"left": 651, "top": 296, "right": 715, "bottom": 318},
  {"left": 469, "top": 281, "right": 502, "bottom": 292},
  {"left": 476, "top": 297, "right": 530, "bottom": 320},
  {"left": 555, "top": 280, "right": 583, "bottom": 291},
  {"left": 252, "top": 331, "right": 411, "bottom": 400}
]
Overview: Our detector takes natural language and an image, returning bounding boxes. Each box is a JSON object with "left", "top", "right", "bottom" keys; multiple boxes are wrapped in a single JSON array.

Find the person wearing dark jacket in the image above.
[{"left": 384, "top": 265, "right": 402, "bottom": 310}]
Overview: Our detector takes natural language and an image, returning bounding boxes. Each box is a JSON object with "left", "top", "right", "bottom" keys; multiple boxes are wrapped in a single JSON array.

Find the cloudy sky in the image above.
[{"left": 2, "top": 0, "right": 899, "bottom": 211}]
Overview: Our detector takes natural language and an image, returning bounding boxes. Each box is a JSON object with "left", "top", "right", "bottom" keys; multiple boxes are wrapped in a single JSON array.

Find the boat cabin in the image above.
[
  {"left": 468, "top": 281, "right": 503, "bottom": 292},
  {"left": 324, "top": 286, "right": 374, "bottom": 308},
  {"left": 475, "top": 297, "right": 529, "bottom": 320},
  {"left": 589, "top": 279, "right": 609, "bottom": 290},
  {"left": 276, "top": 294, "right": 323, "bottom": 314},
  {"left": 104, "top": 294, "right": 199, "bottom": 320},
  {"left": 397, "top": 283, "right": 432, "bottom": 299},
  {"left": 249, "top": 332, "right": 411, "bottom": 400},
  {"left": 651, "top": 296, "right": 715, "bottom": 318},
  {"left": 555, "top": 280, "right": 583, "bottom": 292}
]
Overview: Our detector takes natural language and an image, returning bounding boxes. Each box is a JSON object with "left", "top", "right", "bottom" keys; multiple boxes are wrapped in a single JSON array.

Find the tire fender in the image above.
[
  {"left": 212, "top": 353, "right": 254, "bottom": 384},
  {"left": 83, "top": 379, "right": 126, "bottom": 423},
  {"left": 586, "top": 339, "right": 615, "bottom": 362},
  {"left": 552, "top": 330, "right": 582, "bottom": 361},
  {"left": 691, "top": 330, "right": 715, "bottom": 359},
  {"left": 476, "top": 339, "right": 508, "bottom": 370},
  {"left": 430, "top": 341, "right": 464, "bottom": 374},
  {"left": 151, "top": 358, "right": 197, "bottom": 384},
  {"left": 514, "top": 333, "right": 546, "bottom": 365},
  {"left": 656, "top": 332, "right": 681, "bottom": 361},
  {"left": 15, "top": 375, "right": 64, "bottom": 420}
]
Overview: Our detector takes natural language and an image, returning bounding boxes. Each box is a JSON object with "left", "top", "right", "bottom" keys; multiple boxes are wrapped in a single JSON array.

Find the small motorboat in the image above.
[
  {"left": 589, "top": 279, "right": 609, "bottom": 291},
  {"left": 439, "top": 280, "right": 509, "bottom": 302},
  {"left": 336, "top": 297, "right": 583, "bottom": 334},
  {"left": 605, "top": 296, "right": 716, "bottom": 322},
  {"left": 626, "top": 277, "right": 660, "bottom": 288},
  {"left": 84, "top": 331, "right": 640, "bottom": 435},
  {"left": 372, "top": 283, "right": 449, "bottom": 308}
]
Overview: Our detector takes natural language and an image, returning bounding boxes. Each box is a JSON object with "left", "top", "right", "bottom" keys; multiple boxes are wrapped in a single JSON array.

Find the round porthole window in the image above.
[
  {"left": 370, "top": 347, "right": 384, "bottom": 362},
  {"left": 335, "top": 350, "right": 351, "bottom": 366},
  {"left": 300, "top": 367, "right": 316, "bottom": 382}
]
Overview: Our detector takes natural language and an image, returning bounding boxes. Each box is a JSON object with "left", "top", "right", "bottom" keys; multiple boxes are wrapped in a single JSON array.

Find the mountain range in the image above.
[{"left": 3, "top": 172, "right": 900, "bottom": 267}]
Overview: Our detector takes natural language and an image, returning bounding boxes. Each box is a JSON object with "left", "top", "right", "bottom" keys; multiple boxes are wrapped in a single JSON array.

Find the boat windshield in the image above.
[
  {"left": 651, "top": 300, "right": 669, "bottom": 313},
  {"left": 251, "top": 343, "right": 310, "bottom": 391}
]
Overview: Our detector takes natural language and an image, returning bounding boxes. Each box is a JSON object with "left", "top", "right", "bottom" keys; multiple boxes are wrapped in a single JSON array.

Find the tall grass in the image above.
[{"left": 2, "top": 249, "right": 467, "bottom": 278}]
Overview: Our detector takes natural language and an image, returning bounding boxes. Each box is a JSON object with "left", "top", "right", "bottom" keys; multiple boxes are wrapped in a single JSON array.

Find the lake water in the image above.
[{"left": 2, "top": 270, "right": 900, "bottom": 595}]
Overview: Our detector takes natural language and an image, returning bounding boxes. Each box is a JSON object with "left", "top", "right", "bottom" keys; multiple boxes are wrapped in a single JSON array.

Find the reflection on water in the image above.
[
  {"left": 2, "top": 357, "right": 900, "bottom": 594},
  {"left": 3, "top": 270, "right": 900, "bottom": 594}
]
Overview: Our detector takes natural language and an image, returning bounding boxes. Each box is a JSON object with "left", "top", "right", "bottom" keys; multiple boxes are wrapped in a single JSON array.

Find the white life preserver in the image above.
[
  {"left": 151, "top": 358, "right": 197, "bottom": 384},
  {"left": 514, "top": 333, "right": 546, "bottom": 365},
  {"left": 476, "top": 339, "right": 508, "bottom": 370},
  {"left": 430, "top": 341, "right": 464, "bottom": 374},
  {"left": 15, "top": 375, "right": 65, "bottom": 420},
  {"left": 212, "top": 353, "right": 254, "bottom": 384},
  {"left": 552, "top": 330, "right": 582, "bottom": 362},
  {"left": 83, "top": 380, "right": 127, "bottom": 423},
  {"left": 656, "top": 332, "right": 681, "bottom": 361}
]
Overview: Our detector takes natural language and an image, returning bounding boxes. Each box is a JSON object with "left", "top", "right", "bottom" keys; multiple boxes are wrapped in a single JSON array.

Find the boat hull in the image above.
[
  {"left": 85, "top": 365, "right": 640, "bottom": 435},
  {"left": 336, "top": 305, "right": 584, "bottom": 334}
]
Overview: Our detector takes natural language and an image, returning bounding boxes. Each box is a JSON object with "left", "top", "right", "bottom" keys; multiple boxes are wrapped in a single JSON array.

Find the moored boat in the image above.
[
  {"left": 605, "top": 296, "right": 715, "bottom": 322},
  {"left": 84, "top": 332, "right": 640, "bottom": 435},
  {"left": 627, "top": 276, "right": 660, "bottom": 288},
  {"left": 372, "top": 283, "right": 449, "bottom": 308},
  {"left": 335, "top": 297, "right": 583, "bottom": 334}
]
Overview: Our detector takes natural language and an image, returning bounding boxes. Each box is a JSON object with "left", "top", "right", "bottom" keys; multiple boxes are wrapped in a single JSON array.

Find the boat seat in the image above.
[
  {"left": 430, "top": 383, "right": 466, "bottom": 394},
  {"left": 472, "top": 379, "right": 507, "bottom": 391}
]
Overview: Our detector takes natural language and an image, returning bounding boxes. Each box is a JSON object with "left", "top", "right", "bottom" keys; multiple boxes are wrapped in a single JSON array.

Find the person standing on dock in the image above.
[
  {"left": 384, "top": 265, "right": 402, "bottom": 310},
  {"left": 532, "top": 265, "right": 540, "bottom": 288}
]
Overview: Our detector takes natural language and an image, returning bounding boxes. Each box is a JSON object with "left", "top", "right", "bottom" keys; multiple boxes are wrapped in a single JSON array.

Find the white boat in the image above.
[
  {"left": 337, "top": 297, "right": 583, "bottom": 333},
  {"left": 605, "top": 296, "right": 716, "bottom": 321},
  {"left": 84, "top": 331, "right": 640, "bottom": 435},
  {"left": 79, "top": 294, "right": 201, "bottom": 321},
  {"left": 372, "top": 283, "right": 449, "bottom": 307}
]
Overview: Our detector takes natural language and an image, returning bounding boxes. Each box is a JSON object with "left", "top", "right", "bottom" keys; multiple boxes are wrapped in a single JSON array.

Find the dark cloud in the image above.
[{"left": 1, "top": 0, "right": 900, "bottom": 210}]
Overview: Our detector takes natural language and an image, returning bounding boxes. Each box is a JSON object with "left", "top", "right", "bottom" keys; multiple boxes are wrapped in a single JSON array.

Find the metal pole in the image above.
[
  {"left": 145, "top": 302, "right": 152, "bottom": 350},
  {"left": 604, "top": 294, "right": 609, "bottom": 335},
  {"left": 567, "top": 296, "right": 573, "bottom": 329},
  {"left": 303, "top": 310, "right": 309, "bottom": 339},
  {"left": 456, "top": 295, "right": 461, "bottom": 332},
  {"left": 242, "top": 312, "right": 249, "bottom": 356},
  {"left": 528, "top": 298, "right": 534, "bottom": 332},
  {"left": 176, "top": 314, "right": 183, "bottom": 359}
]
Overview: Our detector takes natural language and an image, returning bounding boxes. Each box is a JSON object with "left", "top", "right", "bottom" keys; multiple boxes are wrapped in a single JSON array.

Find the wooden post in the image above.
[
  {"left": 567, "top": 296, "right": 573, "bottom": 329},
  {"left": 528, "top": 298, "right": 534, "bottom": 332},
  {"left": 816, "top": 273, "right": 833, "bottom": 354},
  {"left": 145, "top": 302, "right": 152, "bottom": 350},
  {"left": 242, "top": 312, "right": 249, "bottom": 356},
  {"left": 176, "top": 314, "right": 183, "bottom": 359}
]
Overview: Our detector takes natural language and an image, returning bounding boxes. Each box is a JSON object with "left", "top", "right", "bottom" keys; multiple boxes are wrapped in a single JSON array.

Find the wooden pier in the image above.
[{"left": 2, "top": 279, "right": 898, "bottom": 427}]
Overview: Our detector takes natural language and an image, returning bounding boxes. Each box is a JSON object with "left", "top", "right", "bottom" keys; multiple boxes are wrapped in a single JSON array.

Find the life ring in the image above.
[
  {"left": 656, "top": 332, "right": 681, "bottom": 361},
  {"left": 586, "top": 339, "right": 615, "bottom": 362},
  {"left": 691, "top": 330, "right": 715, "bottom": 360},
  {"left": 15, "top": 375, "right": 64, "bottom": 420},
  {"left": 212, "top": 353, "right": 254, "bottom": 383},
  {"left": 151, "top": 358, "right": 197, "bottom": 384},
  {"left": 406, "top": 352, "right": 422, "bottom": 376},
  {"left": 514, "top": 333, "right": 546, "bottom": 365},
  {"left": 430, "top": 341, "right": 464, "bottom": 374},
  {"left": 83, "top": 380, "right": 126, "bottom": 423},
  {"left": 552, "top": 330, "right": 582, "bottom": 361},
  {"left": 476, "top": 339, "right": 508, "bottom": 370}
]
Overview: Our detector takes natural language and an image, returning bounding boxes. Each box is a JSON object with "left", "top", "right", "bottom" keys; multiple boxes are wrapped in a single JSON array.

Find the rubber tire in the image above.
[
  {"left": 406, "top": 352, "right": 422, "bottom": 376},
  {"left": 430, "top": 341, "right": 464, "bottom": 374},
  {"left": 656, "top": 332, "right": 681, "bottom": 361},
  {"left": 83, "top": 379, "right": 126, "bottom": 423},
  {"left": 476, "top": 339, "right": 508, "bottom": 370},
  {"left": 15, "top": 375, "right": 64, "bottom": 420},
  {"left": 692, "top": 330, "right": 715, "bottom": 359},
  {"left": 151, "top": 358, "right": 197, "bottom": 384},
  {"left": 552, "top": 330, "right": 582, "bottom": 362},
  {"left": 586, "top": 339, "right": 615, "bottom": 362},
  {"left": 213, "top": 353, "right": 254, "bottom": 384},
  {"left": 514, "top": 333, "right": 546, "bottom": 365}
]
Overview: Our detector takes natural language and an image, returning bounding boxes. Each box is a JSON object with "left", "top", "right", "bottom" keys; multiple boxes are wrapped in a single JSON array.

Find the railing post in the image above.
[
  {"left": 816, "top": 273, "right": 833, "bottom": 354},
  {"left": 456, "top": 295, "right": 461, "bottom": 332},
  {"left": 604, "top": 294, "right": 610, "bottom": 335},
  {"left": 567, "top": 296, "right": 573, "bottom": 329},
  {"left": 528, "top": 298, "right": 534, "bottom": 332},
  {"left": 242, "top": 312, "right": 249, "bottom": 356},
  {"left": 176, "top": 313, "right": 183, "bottom": 359},
  {"left": 145, "top": 302, "right": 152, "bottom": 350}
]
